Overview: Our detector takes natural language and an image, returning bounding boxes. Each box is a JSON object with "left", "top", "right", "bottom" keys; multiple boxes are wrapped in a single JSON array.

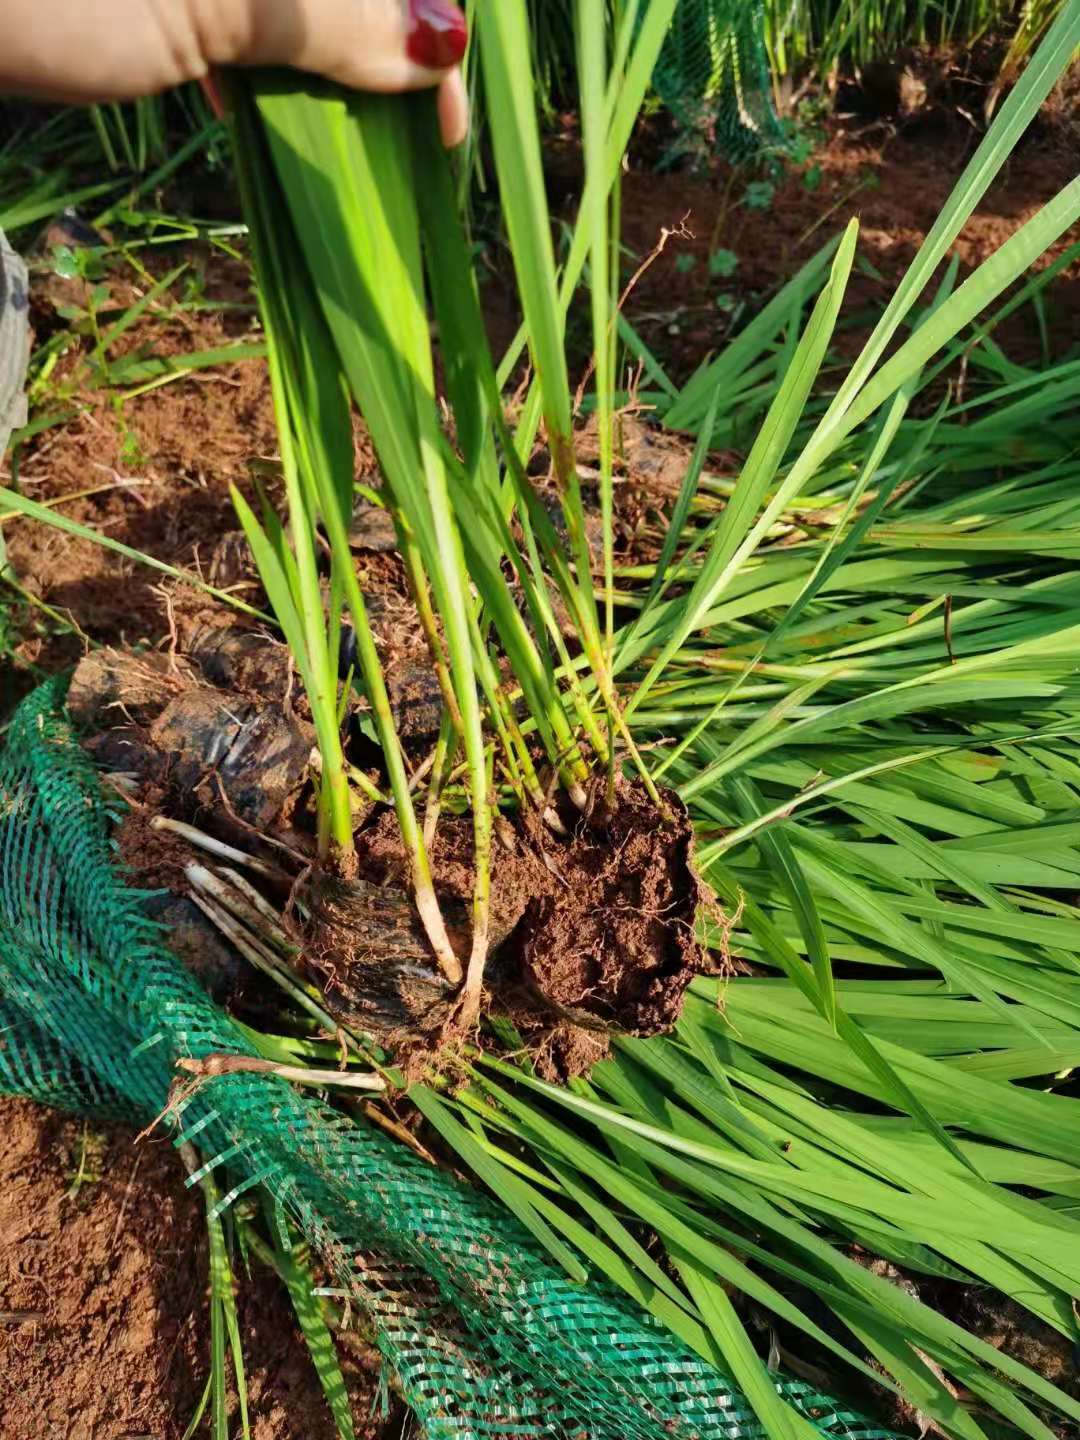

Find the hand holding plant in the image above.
[{"left": 0, "top": 0, "right": 469, "bottom": 145}]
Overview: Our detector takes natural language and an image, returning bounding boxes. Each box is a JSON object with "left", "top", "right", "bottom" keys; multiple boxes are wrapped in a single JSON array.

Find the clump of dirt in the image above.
[
  {"left": 358, "top": 811, "right": 547, "bottom": 959},
  {"left": 144, "top": 893, "right": 248, "bottom": 1005},
  {"left": 0, "top": 1096, "right": 401, "bottom": 1440},
  {"left": 69, "top": 642, "right": 317, "bottom": 855},
  {"left": 515, "top": 1019, "right": 612, "bottom": 1084},
  {"left": 187, "top": 623, "right": 297, "bottom": 699},
  {"left": 150, "top": 686, "right": 314, "bottom": 828},
  {"left": 302, "top": 870, "right": 463, "bottom": 1037},
  {"left": 67, "top": 646, "right": 198, "bottom": 727},
  {"left": 385, "top": 663, "right": 445, "bottom": 746},
  {"left": 517, "top": 780, "right": 707, "bottom": 1035},
  {"left": 954, "top": 1290, "right": 1080, "bottom": 1403},
  {"left": 334, "top": 777, "right": 714, "bottom": 1059}
]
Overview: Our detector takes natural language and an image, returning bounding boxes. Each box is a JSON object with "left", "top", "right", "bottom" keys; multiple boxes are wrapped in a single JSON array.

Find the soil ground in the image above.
[
  {"left": 1, "top": 79, "right": 1078, "bottom": 1439},
  {"left": 0, "top": 1098, "right": 404, "bottom": 1440}
]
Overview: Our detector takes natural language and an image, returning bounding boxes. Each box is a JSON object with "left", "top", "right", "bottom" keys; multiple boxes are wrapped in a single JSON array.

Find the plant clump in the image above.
[{"left": 67, "top": 640, "right": 712, "bottom": 1057}]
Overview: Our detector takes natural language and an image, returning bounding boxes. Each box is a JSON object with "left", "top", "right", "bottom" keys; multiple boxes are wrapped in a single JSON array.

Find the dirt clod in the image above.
[
  {"left": 151, "top": 690, "right": 313, "bottom": 828},
  {"left": 386, "top": 664, "right": 445, "bottom": 746},
  {"left": 187, "top": 624, "right": 293, "bottom": 700},
  {"left": 143, "top": 894, "right": 246, "bottom": 1003},
  {"left": 69, "top": 645, "right": 315, "bottom": 833},
  {"left": 349, "top": 498, "right": 399, "bottom": 554},
  {"left": 304, "top": 871, "right": 461, "bottom": 1036},
  {"left": 67, "top": 647, "right": 197, "bottom": 729},
  {"left": 519, "top": 780, "right": 706, "bottom": 1035}
]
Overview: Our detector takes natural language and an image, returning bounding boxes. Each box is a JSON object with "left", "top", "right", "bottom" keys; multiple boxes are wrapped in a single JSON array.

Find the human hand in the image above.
[{"left": 1, "top": 0, "right": 469, "bottom": 146}]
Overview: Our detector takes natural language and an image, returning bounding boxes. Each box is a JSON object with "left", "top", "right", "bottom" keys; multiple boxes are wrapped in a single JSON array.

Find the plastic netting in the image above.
[
  {"left": 651, "top": 0, "right": 787, "bottom": 160},
  {"left": 0, "top": 679, "right": 899, "bottom": 1440}
]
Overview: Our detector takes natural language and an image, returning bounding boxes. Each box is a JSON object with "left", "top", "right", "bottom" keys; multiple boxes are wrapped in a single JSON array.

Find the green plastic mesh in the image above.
[
  {"left": 0, "top": 679, "right": 899, "bottom": 1440},
  {"left": 651, "top": 0, "right": 786, "bottom": 161}
]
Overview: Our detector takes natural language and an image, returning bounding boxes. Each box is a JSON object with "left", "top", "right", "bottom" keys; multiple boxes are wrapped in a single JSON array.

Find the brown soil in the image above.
[
  {"left": 0, "top": 1097, "right": 400, "bottom": 1440},
  {"left": 115, "top": 803, "right": 203, "bottom": 897},
  {"left": 517, "top": 779, "right": 707, "bottom": 1034},
  {"left": 610, "top": 100, "right": 1080, "bottom": 382},
  {"left": 343, "top": 779, "right": 708, "bottom": 1052},
  {"left": 953, "top": 1291, "right": 1080, "bottom": 1404},
  {"left": 9, "top": 259, "right": 277, "bottom": 639}
]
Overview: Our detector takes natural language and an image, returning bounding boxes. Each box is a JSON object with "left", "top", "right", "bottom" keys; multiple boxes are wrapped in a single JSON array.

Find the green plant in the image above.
[
  {"left": 181, "top": 1153, "right": 251, "bottom": 1440},
  {"left": 219, "top": 0, "right": 683, "bottom": 1015},
  {"left": 992, "top": 0, "right": 1077, "bottom": 110},
  {"left": 709, "top": 247, "right": 740, "bottom": 277},
  {"left": 763, "top": 0, "right": 1075, "bottom": 96},
  {"left": 64, "top": 1121, "right": 105, "bottom": 1200},
  {"left": 5, "top": 4, "right": 1080, "bottom": 1437},
  {"left": 743, "top": 178, "right": 776, "bottom": 209},
  {"left": 224, "top": 4, "right": 1080, "bottom": 1434},
  {"left": 399, "top": 6, "right": 1080, "bottom": 1438},
  {"left": 242, "top": 1216, "right": 358, "bottom": 1440},
  {"left": 88, "top": 97, "right": 169, "bottom": 177},
  {"left": 0, "top": 91, "right": 227, "bottom": 248}
]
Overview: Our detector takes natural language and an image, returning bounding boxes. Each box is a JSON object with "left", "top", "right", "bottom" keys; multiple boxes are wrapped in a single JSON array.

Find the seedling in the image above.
[
  {"left": 709, "top": 248, "right": 739, "bottom": 277},
  {"left": 743, "top": 179, "right": 776, "bottom": 210}
]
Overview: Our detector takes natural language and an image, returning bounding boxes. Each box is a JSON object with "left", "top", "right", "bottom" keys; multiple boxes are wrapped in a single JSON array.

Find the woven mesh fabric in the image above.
[
  {"left": 0, "top": 679, "right": 898, "bottom": 1440},
  {"left": 651, "top": 0, "right": 786, "bottom": 160}
]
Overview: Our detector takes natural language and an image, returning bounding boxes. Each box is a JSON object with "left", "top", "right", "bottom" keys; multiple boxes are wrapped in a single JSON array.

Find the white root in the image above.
[
  {"left": 176, "top": 1054, "right": 385, "bottom": 1093},
  {"left": 186, "top": 863, "right": 292, "bottom": 956},
  {"left": 458, "top": 920, "right": 490, "bottom": 1031},
  {"left": 413, "top": 876, "right": 464, "bottom": 987},
  {"left": 215, "top": 865, "right": 289, "bottom": 929},
  {"left": 151, "top": 815, "right": 281, "bottom": 878}
]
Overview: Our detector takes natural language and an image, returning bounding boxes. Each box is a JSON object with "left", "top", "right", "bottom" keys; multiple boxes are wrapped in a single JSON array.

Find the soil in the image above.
[
  {"left": 600, "top": 80, "right": 1080, "bottom": 382},
  {"left": 0, "top": 1097, "right": 402, "bottom": 1440},
  {"left": 516, "top": 779, "right": 707, "bottom": 1034},
  {"left": 2, "top": 76, "right": 1079, "bottom": 1440},
  {"left": 342, "top": 777, "right": 709, "bottom": 1052}
]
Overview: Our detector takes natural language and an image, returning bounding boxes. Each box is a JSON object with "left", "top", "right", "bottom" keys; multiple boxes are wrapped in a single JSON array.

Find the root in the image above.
[
  {"left": 151, "top": 815, "right": 284, "bottom": 880},
  {"left": 175, "top": 1053, "right": 385, "bottom": 1092},
  {"left": 413, "top": 876, "right": 464, "bottom": 988},
  {"left": 455, "top": 922, "right": 490, "bottom": 1035}
]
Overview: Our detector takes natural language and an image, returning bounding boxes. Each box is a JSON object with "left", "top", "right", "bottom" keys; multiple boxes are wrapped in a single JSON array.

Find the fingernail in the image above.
[
  {"left": 406, "top": 0, "right": 468, "bottom": 71},
  {"left": 199, "top": 71, "right": 225, "bottom": 120}
]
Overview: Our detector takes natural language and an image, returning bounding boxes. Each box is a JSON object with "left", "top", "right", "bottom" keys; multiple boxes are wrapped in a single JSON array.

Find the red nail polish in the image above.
[{"left": 406, "top": 0, "right": 468, "bottom": 70}]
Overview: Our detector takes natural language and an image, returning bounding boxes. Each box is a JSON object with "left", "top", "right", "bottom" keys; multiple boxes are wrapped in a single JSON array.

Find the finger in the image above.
[
  {"left": 437, "top": 67, "right": 470, "bottom": 149},
  {"left": 404, "top": 0, "right": 469, "bottom": 73},
  {"left": 199, "top": 71, "right": 226, "bottom": 119},
  {"left": 286, "top": 0, "right": 467, "bottom": 95}
]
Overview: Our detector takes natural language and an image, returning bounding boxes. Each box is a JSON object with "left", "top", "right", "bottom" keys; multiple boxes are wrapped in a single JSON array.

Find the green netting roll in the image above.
[
  {"left": 0, "top": 679, "right": 897, "bottom": 1440},
  {"left": 650, "top": 0, "right": 786, "bottom": 160}
]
